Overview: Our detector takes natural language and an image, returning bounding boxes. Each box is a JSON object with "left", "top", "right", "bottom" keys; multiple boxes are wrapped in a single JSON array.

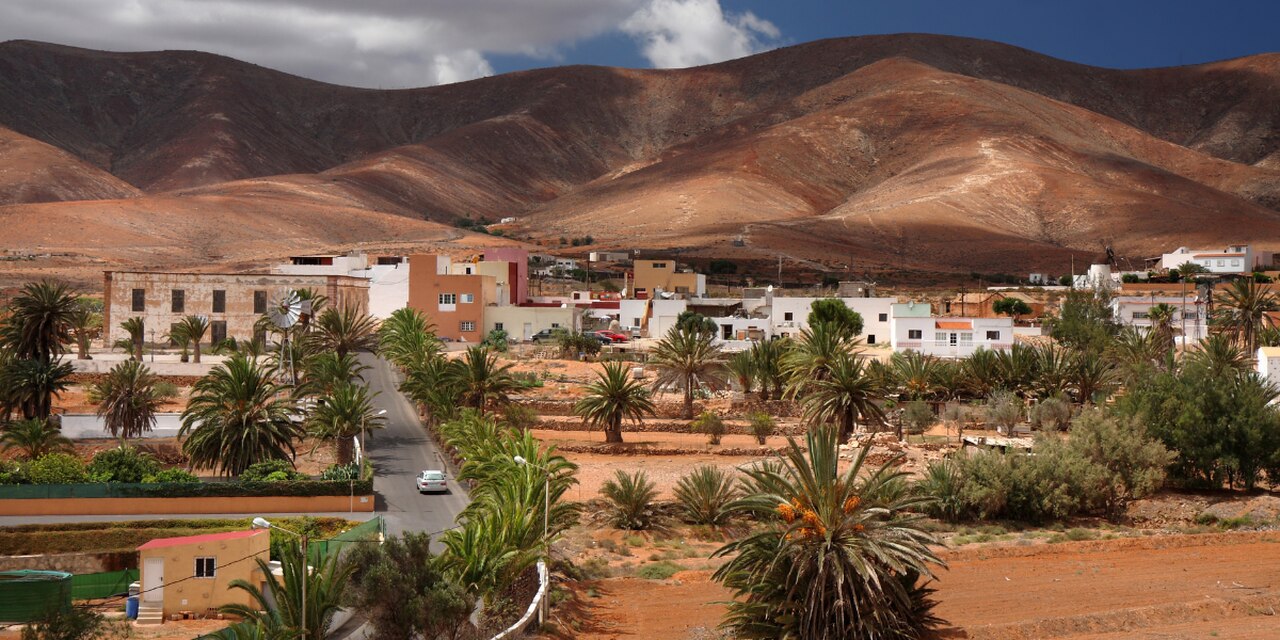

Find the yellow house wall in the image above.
[{"left": 140, "top": 531, "right": 269, "bottom": 618}]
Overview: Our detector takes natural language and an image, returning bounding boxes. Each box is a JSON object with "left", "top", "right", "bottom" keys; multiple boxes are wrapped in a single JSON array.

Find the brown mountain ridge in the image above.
[{"left": 0, "top": 34, "right": 1277, "bottom": 283}]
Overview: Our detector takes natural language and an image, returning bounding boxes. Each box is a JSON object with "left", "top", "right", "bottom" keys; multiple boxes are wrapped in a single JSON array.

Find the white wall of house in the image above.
[
  {"left": 1257, "top": 348, "right": 1280, "bottom": 389},
  {"left": 618, "top": 299, "right": 650, "bottom": 333},
  {"left": 1112, "top": 294, "right": 1210, "bottom": 342},
  {"left": 891, "top": 316, "right": 1014, "bottom": 358},
  {"left": 485, "top": 306, "right": 578, "bottom": 340},
  {"left": 366, "top": 263, "right": 409, "bottom": 319},
  {"left": 649, "top": 299, "right": 688, "bottom": 338},
  {"left": 767, "top": 297, "right": 896, "bottom": 345},
  {"left": 1160, "top": 245, "right": 1257, "bottom": 274}
]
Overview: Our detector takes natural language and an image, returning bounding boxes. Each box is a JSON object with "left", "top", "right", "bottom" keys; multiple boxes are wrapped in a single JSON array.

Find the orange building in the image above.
[
  {"left": 136, "top": 529, "right": 269, "bottom": 622},
  {"left": 407, "top": 254, "right": 498, "bottom": 342}
]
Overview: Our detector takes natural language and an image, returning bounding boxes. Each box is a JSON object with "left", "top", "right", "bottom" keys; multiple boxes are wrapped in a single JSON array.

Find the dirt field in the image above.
[{"left": 548, "top": 531, "right": 1280, "bottom": 640}]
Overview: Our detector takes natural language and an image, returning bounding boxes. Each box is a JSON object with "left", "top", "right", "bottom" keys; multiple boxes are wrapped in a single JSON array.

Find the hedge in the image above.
[
  {"left": 0, "top": 517, "right": 356, "bottom": 555},
  {"left": 0, "top": 479, "right": 372, "bottom": 500}
]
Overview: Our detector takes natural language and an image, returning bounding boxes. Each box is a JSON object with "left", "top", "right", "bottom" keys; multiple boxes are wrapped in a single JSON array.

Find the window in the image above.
[
  {"left": 253, "top": 290, "right": 267, "bottom": 314},
  {"left": 960, "top": 332, "right": 973, "bottom": 346},
  {"left": 195, "top": 557, "right": 216, "bottom": 578},
  {"left": 632, "top": 318, "right": 642, "bottom": 326},
  {"left": 460, "top": 293, "right": 474, "bottom": 304},
  {"left": 651, "top": 262, "right": 667, "bottom": 269},
  {"left": 494, "top": 322, "right": 504, "bottom": 331},
  {"left": 212, "top": 290, "right": 226, "bottom": 313},
  {"left": 439, "top": 293, "right": 457, "bottom": 305},
  {"left": 783, "top": 312, "right": 794, "bottom": 322},
  {"left": 131, "top": 289, "right": 145, "bottom": 312},
  {"left": 460, "top": 321, "right": 475, "bottom": 333},
  {"left": 867, "top": 334, "right": 876, "bottom": 344},
  {"left": 171, "top": 289, "right": 184, "bottom": 313},
  {"left": 949, "top": 333, "right": 959, "bottom": 346},
  {"left": 210, "top": 321, "right": 227, "bottom": 346},
  {"left": 1132, "top": 311, "right": 1149, "bottom": 319},
  {"left": 1217, "top": 260, "right": 1225, "bottom": 267},
  {"left": 908, "top": 329, "right": 922, "bottom": 340},
  {"left": 878, "top": 313, "right": 887, "bottom": 322},
  {"left": 986, "top": 330, "right": 1001, "bottom": 340},
  {"left": 675, "top": 286, "right": 689, "bottom": 294},
  {"left": 935, "top": 332, "right": 946, "bottom": 344}
]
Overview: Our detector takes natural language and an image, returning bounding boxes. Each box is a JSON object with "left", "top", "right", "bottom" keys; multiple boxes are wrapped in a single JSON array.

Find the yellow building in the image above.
[
  {"left": 632, "top": 260, "right": 706, "bottom": 299},
  {"left": 137, "top": 529, "right": 269, "bottom": 621}
]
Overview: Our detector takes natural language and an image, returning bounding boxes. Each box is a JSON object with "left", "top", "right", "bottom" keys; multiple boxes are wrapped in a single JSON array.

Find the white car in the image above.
[{"left": 415, "top": 470, "right": 448, "bottom": 493}]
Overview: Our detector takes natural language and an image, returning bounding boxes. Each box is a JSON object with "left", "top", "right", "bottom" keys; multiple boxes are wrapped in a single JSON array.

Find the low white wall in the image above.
[{"left": 61, "top": 414, "right": 184, "bottom": 440}]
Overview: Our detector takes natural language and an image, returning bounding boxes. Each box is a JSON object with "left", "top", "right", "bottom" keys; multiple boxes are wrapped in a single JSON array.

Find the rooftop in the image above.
[{"left": 137, "top": 529, "right": 265, "bottom": 551}]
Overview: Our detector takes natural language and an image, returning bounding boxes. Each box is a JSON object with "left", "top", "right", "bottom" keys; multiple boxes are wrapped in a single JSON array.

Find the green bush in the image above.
[
  {"left": 153, "top": 380, "right": 179, "bottom": 402},
  {"left": 673, "top": 466, "right": 737, "bottom": 525},
  {"left": 747, "top": 412, "right": 775, "bottom": 445},
  {"left": 320, "top": 463, "right": 360, "bottom": 481},
  {"left": 557, "top": 332, "right": 602, "bottom": 358},
  {"left": 1029, "top": 395, "right": 1074, "bottom": 431},
  {"left": 690, "top": 411, "right": 726, "bottom": 445},
  {"left": 482, "top": 329, "right": 510, "bottom": 352},
  {"left": 142, "top": 468, "right": 199, "bottom": 483},
  {"left": 636, "top": 560, "right": 683, "bottom": 580},
  {"left": 502, "top": 403, "right": 539, "bottom": 430},
  {"left": 915, "top": 459, "right": 968, "bottom": 522},
  {"left": 600, "top": 470, "right": 658, "bottom": 530},
  {"left": 27, "top": 453, "right": 88, "bottom": 484},
  {"left": 87, "top": 446, "right": 160, "bottom": 483},
  {"left": 0, "top": 461, "right": 27, "bottom": 485},
  {"left": 239, "top": 459, "right": 307, "bottom": 482},
  {"left": 901, "top": 400, "right": 936, "bottom": 435}
]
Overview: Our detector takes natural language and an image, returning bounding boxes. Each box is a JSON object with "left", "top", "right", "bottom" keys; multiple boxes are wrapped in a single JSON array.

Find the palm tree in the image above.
[
  {"left": 1147, "top": 303, "right": 1178, "bottom": 363},
  {"left": 312, "top": 304, "right": 379, "bottom": 358},
  {"left": 801, "top": 352, "right": 887, "bottom": 441},
  {"left": 1186, "top": 333, "right": 1252, "bottom": 378},
  {"left": 305, "top": 383, "right": 383, "bottom": 464},
  {"left": 67, "top": 299, "right": 101, "bottom": 360},
  {"left": 377, "top": 307, "right": 441, "bottom": 371},
  {"left": 0, "top": 356, "right": 74, "bottom": 420},
  {"left": 0, "top": 418, "right": 73, "bottom": 459},
  {"left": 727, "top": 351, "right": 758, "bottom": 396},
  {"left": 649, "top": 326, "right": 728, "bottom": 419},
  {"left": 993, "top": 343, "right": 1038, "bottom": 396},
  {"left": 1214, "top": 279, "right": 1279, "bottom": 354},
  {"left": 712, "top": 425, "right": 944, "bottom": 639},
  {"left": 92, "top": 359, "right": 162, "bottom": 442},
  {"left": 119, "top": 317, "right": 145, "bottom": 361},
  {"left": 300, "top": 351, "right": 369, "bottom": 398},
  {"left": 574, "top": 361, "right": 655, "bottom": 443},
  {"left": 179, "top": 354, "right": 302, "bottom": 476},
  {"left": 219, "top": 543, "right": 353, "bottom": 640},
  {"left": 962, "top": 348, "right": 1000, "bottom": 399},
  {"left": 400, "top": 354, "right": 460, "bottom": 426},
  {"left": 447, "top": 346, "right": 517, "bottom": 415},
  {"left": 1032, "top": 344, "right": 1078, "bottom": 399},
  {"left": 890, "top": 350, "right": 939, "bottom": 400},
  {"left": 171, "top": 316, "right": 210, "bottom": 364},
  {"left": 782, "top": 323, "right": 858, "bottom": 393},
  {"left": 1070, "top": 351, "right": 1117, "bottom": 405},
  {"left": 1108, "top": 326, "right": 1163, "bottom": 386},
  {"left": 749, "top": 337, "right": 789, "bottom": 401},
  {"left": 0, "top": 280, "right": 77, "bottom": 362}
]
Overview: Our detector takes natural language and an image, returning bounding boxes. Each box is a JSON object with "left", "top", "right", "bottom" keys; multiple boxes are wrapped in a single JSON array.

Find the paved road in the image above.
[{"left": 359, "top": 353, "right": 469, "bottom": 537}]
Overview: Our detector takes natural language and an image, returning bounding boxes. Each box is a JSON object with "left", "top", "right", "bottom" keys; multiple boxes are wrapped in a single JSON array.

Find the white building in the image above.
[
  {"left": 485, "top": 305, "right": 578, "bottom": 341},
  {"left": 767, "top": 297, "right": 896, "bottom": 346},
  {"left": 1257, "top": 347, "right": 1280, "bottom": 389},
  {"left": 1112, "top": 293, "right": 1210, "bottom": 343},
  {"left": 1160, "top": 245, "right": 1267, "bottom": 274},
  {"left": 271, "top": 252, "right": 408, "bottom": 319},
  {"left": 890, "top": 302, "right": 1014, "bottom": 358}
]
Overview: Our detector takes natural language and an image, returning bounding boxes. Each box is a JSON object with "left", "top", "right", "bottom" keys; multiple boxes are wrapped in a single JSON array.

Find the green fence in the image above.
[
  {"left": 0, "top": 570, "right": 71, "bottom": 622},
  {"left": 0, "top": 479, "right": 372, "bottom": 500},
  {"left": 70, "top": 569, "right": 138, "bottom": 600},
  {"left": 308, "top": 515, "right": 385, "bottom": 560}
]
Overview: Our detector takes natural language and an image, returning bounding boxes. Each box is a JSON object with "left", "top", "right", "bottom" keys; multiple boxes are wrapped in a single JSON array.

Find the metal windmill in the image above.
[{"left": 268, "top": 291, "right": 310, "bottom": 384}]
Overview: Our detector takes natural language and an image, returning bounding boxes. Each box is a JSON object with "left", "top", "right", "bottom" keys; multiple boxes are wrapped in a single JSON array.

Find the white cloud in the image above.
[{"left": 621, "top": 0, "right": 780, "bottom": 68}]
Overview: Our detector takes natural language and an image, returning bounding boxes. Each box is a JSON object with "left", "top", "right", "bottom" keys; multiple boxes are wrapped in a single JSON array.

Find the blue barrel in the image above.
[{"left": 125, "top": 596, "right": 139, "bottom": 619}]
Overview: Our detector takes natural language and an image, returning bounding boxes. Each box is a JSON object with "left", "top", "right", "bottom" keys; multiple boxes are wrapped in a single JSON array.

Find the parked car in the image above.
[
  {"left": 594, "top": 330, "right": 629, "bottom": 343},
  {"left": 531, "top": 328, "right": 566, "bottom": 344},
  {"left": 415, "top": 470, "right": 448, "bottom": 493},
  {"left": 590, "top": 333, "right": 613, "bottom": 345}
]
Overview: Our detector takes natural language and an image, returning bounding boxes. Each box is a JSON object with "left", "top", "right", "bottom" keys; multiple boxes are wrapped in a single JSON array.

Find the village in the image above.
[{"left": 0, "top": 239, "right": 1279, "bottom": 639}]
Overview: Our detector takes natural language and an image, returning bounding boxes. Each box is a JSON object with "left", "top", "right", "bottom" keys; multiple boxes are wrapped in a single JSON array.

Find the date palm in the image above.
[
  {"left": 300, "top": 351, "right": 369, "bottom": 399},
  {"left": 377, "top": 307, "right": 441, "bottom": 371},
  {"left": 305, "top": 382, "right": 383, "bottom": 464},
  {"left": 1107, "top": 326, "right": 1163, "bottom": 386},
  {"left": 118, "top": 317, "right": 145, "bottom": 361},
  {"left": 1147, "top": 303, "right": 1178, "bottom": 363},
  {"left": 313, "top": 304, "right": 378, "bottom": 358},
  {"left": 447, "top": 346, "right": 517, "bottom": 415},
  {"left": 801, "top": 352, "right": 887, "bottom": 441},
  {"left": 1070, "top": 351, "right": 1117, "bottom": 405},
  {"left": 890, "top": 351, "right": 938, "bottom": 400},
  {"left": 0, "top": 279, "right": 77, "bottom": 362},
  {"left": 1214, "top": 279, "right": 1278, "bottom": 354},
  {"left": 993, "top": 343, "right": 1038, "bottom": 396},
  {"left": 649, "top": 326, "right": 728, "bottom": 419},
  {"left": 1032, "top": 345, "right": 1078, "bottom": 399},
  {"left": 92, "top": 359, "right": 163, "bottom": 442},
  {"left": 67, "top": 299, "right": 102, "bottom": 360},
  {"left": 713, "top": 425, "right": 944, "bottom": 639},
  {"left": 574, "top": 361, "right": 655, "bottom": 443},
  {"left": 219, "top": 542, "right": 353, "bottom": 640},
  {"left": 400, "top": 354, "right": 461, "bottom": 426},
  {"left": 0, "top": 356, "right": 74, "bottom": 420},
  {"left": 962, "top": 348, "right": 1000, "bottom": 398},
  {"left": 0, "top": 418, "right": 73, "bottom": 459},
  {"left": 170, "top": 315, "right": 210, "bottom": 364},
  {"left": 727, "top": 351, "right": 758, "bottom": 396},
  {"left": 749, "top": 337, "right": 789, "bottom": 401},
  {"left": 1186, "top": 333, "right": 1252, "bottom": 378},
  {"left": 782, "top": 322, "right": 859, "bottom": 398},
  {"left": 179, "top": 354, "right": 301, "bottom": 476}
]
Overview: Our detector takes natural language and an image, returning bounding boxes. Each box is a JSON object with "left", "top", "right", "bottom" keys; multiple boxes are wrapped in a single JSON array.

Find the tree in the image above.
[
  {"left": 179, "top": 354, "right": 302, "bottom": 476},
  {"left": 985, "top": 390, "right": 1023, "bottom": 434},
  {"left": 807, "top": 299, "right": 864, "bottom": 340},
  {"left": 305, "top": 382, "right": 384, "bottom": 464},
  {"left": 118, "top": 317, "right": 145, "bottom": 361},
  {"left": 344, "top": 533, "right": 472, "bottom": 640},
  {"left": 169, "top": 316, "right": 210, "bottom": 364},
  {"left": 92, "top": 359, "right": 162, "bottom": 442},
  {"left": 300, "top": 351, "right": 369, "bottom": 399},
  {"left": 377, "top": 308, "right": 440, "bottom": 372},
  {"left": 1186, "top": 333, "right": 1252, "bottom": 378},
  {"left": 673, "top": 465, "right": 738, "bottom": 525},
  {"left": 67, "top": 299, "right": 102, "bottom": 360},
  {"left": 749, "top": 337, "right": 788, "bottom": 401},
  {"left": 890, "top": 350, "right": 939, "bottom": 400},
  {"left": 1, "top": 418, "right": 72, "bottom": 460},
  {"left": 992, "top": 297, "right": 1033, "bottom": 322},
  {"left": 713, "top": 426, "right": 943, "bottom": 639},
  {"left": 312, "top": 304, "right": 379, "bottom": 358},
  {"left": 574, "top": 361, "right": 655, "bottom": 443},
  {"left": 800, "top": 352, "right": 887, "bottom": 441},
  {"left": 1066, "top": 410, "right": 1173, "bottom": 517},
  {"left": 782, "top": 323, "right": 858, "bottom": 395},
  {"left": 726, "top": 351, "right": 757, "bottom": 395},
  {"left": 1070, "top": 350, "right": 1117, "bottom": 405},
  {"left": 674, "top": 310, "right": 718, "bottom": 336},
  {"left": 1176, "top": 261, "right": 1209, "bottom": 277},
  {"left": 1046, "top": 289, "right": 1118, "bottom": 354},
  {"left": 400, "top": 354, "right": 460, "bottom": 427},
  {"left": 447, "top": 346, "right": 517, "bottom": 415},
  {"left": 901, "top": 400, "right": 936, "bottom": 435},
  {"left": 219, "top": 543, "right": 353, "bottom": 640},
  {"left": 1214, "top": 278, "right": 1278, "bottom": 354},
  {"left": 0, "top": 356, "right": 74, "bottom": 420},
  {"left": 649, "top": 326, "right": 728, "bottom": 419},
  {"left": 0, "top": 280, "right": 77, "bottom": 362}
]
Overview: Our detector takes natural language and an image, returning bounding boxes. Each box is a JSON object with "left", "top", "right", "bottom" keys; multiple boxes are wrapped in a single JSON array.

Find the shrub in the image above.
[
  {"left": 673, "top": 466, "right": 737, "bottom": 525},
  {"left": 238, "top": 459, "right": 307, "bottom": 482},
  {"left": 1029, "top": 395, "right": 1073, "bottom": 431},
  {"left": 901, "top": 400, "right": 936, "bottom": 435},
  {"left": 557, "top": 332, "right": 602, "bottom": 358},
  {"left": 87, "top": 446, "right": 160, "bottom": 483},
  {"left": 0, "top": 461, "right": 27, "bottom": 485},
  {"left": 481, "top": 329, "right": 510, "bottom": 352},
  {"left": 1062, "top": 410, "right": 1173, "bottom": 517},
  {"left": 142, "top": 468, "right": 199, "bottom": 483},
  {"left": 320, "top": 463, "right": 360, "bottom": 481},
  {"left": 690, "top": 411, "right": 726, "bottom": 445},
  {"left": 153, "top": 380, "right": 180, "bottom": 402},
  {"left": 600, "top": 470, "right": 658, "bottom": 530},
  {"left": 502, "top": 404, "right": 539, "bottom": 431},
  {"left": 747, "top": 412, "right": 775, "bottom": 445},
  {"left": 27, "top": 453, "right": 89, "bottom": 484},
  {"left": 636, "top": 561, "right": 683, "bottom": 580},
  {"left": 985, "top": 390, "right": 1023, "bottom": 433},
  {"left": 915, "top": 459, "right": 968, "bottom": 522}
]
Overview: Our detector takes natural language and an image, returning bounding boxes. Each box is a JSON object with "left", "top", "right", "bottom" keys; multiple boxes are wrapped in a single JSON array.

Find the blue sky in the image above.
[{"left": 1, "top": 0, "right": 1276, "bottom": 88}]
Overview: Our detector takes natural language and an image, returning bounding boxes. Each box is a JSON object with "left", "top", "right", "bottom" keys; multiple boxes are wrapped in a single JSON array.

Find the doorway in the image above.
[{"left": 142, "top": 557, "right": 164, "bottom": 602}]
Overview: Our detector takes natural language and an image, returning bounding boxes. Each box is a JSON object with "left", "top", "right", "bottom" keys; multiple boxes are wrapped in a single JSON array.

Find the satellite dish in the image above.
[{"left": 268, "top": 291, "right": 303, "bottom": 329}]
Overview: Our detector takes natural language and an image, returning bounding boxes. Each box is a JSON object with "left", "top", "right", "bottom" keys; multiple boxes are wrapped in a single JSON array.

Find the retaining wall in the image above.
[{"left": 0, "top": 494, "right": 373, "bottom": 517}]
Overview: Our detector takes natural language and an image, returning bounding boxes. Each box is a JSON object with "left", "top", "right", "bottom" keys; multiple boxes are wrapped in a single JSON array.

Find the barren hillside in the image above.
[{"left": 0, "top": 34, "right": 1277, "bottom": 282}]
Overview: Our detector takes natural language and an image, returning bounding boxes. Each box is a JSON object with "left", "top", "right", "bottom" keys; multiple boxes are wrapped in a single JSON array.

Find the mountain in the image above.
[
  {"left": 0, "top": 34, "right": 1277, "bottom": 284},
  {"left": 0, "top": 126, "right": 139, "bottom": 204}
]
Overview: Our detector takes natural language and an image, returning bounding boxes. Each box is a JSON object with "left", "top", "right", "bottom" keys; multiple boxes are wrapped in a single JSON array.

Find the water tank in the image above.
[
  {"left": 0, "top": 570, "right": 72, "bottom": 622},
  {"left": 125, "top": 596, "right": 139, "bottom": 619}
]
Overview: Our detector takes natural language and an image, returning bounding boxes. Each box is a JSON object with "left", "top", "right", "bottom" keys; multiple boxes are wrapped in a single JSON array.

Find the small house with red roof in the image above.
[{"left": 136, "top": 529, "right": 269, "bottom": 622}]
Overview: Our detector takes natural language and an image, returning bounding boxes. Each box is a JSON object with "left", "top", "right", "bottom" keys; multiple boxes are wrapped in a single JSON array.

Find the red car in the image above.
[{"left": 594, "top": 330, "right": 629, "bottom": 343}]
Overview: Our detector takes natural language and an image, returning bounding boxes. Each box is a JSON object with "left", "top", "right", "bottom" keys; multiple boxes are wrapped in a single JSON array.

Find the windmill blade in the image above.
[{"left": 268, "top": 291, "right": 303, "bottom": 329}]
